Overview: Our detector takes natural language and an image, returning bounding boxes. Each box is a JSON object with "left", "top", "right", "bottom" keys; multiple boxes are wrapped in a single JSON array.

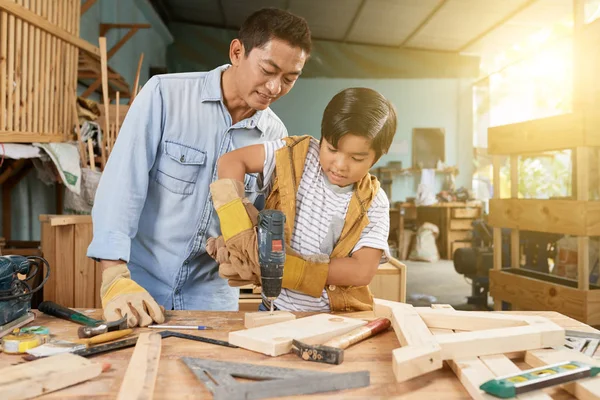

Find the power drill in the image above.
[
  {"left": 257, "top": 210, "right": 286, "bottom": 314},
  {"left": 0, "top": 255, "right": 50, "bottom": 326}
]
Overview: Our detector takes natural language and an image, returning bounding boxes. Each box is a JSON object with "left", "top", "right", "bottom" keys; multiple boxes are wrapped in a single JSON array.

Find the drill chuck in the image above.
[{"left": 257, "top": 210, "right": 286, "bottom": 300}]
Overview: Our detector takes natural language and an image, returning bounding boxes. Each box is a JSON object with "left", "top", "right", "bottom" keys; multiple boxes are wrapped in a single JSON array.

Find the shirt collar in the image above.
[
  {"left": 200, "top": 64, "right": 229, "bottom": 102},
  {"left": 201, "top": 64, "right": 268, "bottom": 133}
]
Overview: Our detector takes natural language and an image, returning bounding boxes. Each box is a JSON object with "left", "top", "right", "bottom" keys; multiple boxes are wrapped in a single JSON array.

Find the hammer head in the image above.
[
  {"left": 77, "top": 315, "right": 128, "bottom": 338},
  {"left": 291, "top": 339, "right": 344, "bottom": 365}
]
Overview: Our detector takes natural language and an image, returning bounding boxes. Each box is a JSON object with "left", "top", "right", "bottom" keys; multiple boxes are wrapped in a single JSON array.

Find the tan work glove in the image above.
[
  {"left": 100, "top": 263, "right": 165, "bottom": 328},
  {"left": 210, "top": 179, "right": 262, "bottom": 284},
  {"left": 281, "top": 246, "right": 330, "bottom": 298}
]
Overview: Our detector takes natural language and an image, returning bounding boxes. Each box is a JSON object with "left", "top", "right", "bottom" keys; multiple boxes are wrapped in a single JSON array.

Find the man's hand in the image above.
[
  {"left": 100, "top": 263, "right": 165, "bottom": 328},
  {"left": 210, "top": 179, "right": 262, "bottom": 284}
]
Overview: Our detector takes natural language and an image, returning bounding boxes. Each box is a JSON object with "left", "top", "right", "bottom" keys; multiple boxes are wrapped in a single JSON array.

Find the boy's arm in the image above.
[
  {"left": 326, "top": 248, "right": 382, "bottom": 286},
  {"left": 217, "top": 144, "right": 266, "bottom": 180}
]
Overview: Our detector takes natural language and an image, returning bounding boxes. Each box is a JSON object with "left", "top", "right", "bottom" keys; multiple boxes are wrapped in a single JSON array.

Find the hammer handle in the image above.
[
  {"left": 322, "top": 317, "right": 391, "bottom": 349},
  {"left": 39, "top": 301, "right": 102, "bottom": 326}
]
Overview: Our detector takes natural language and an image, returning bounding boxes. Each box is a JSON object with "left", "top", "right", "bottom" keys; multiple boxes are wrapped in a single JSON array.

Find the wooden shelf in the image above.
[
  {"left": 488, "top": 199, "right": 600, "bottom": 236},
  {"left": 78, "top": 51, "right": 131, "bottom": 98}
]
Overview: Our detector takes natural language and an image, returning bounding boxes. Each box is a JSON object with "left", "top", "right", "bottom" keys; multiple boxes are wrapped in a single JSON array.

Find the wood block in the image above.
[
  {"left": 117, "top": 332, "right": 162, "bottom": 400},
  {"left": 392, "top": 342, "right": 442, "bottom": 383},
  {"left": 238, "top": 298, "right": 261, "bottom": 312},
  {"left": 0, "top": 353, "right": 103, "bottom": 400},
  {"left": 229, "top": 314, "right": 366, "bottom": 356},
  {"left": 244, "top": 311, "right": 296, "bottom": 328}
]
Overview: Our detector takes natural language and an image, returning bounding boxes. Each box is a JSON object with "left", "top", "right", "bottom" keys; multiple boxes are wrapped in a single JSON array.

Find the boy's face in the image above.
[
  {"left": 320, "top": 135, "right": 377, "bottom": 187},
  {"left": 230, "top": 38, "right": 307, "bottom": 111}
]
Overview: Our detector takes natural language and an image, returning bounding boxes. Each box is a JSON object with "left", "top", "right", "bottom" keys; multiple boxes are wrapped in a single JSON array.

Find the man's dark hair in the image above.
[
  {"left": 321, "top": 88, "right": 397, "bottom": 161},
  {"left": 238, "top": 8, "right": 312, "bottom": 56}
]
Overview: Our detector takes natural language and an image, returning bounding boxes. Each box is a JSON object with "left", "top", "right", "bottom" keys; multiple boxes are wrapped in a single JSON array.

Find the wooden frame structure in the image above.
[
  {"left": 0, "top": 0, "right": 94, "bottom": 143},
  {"left": 487, "top": 6, "right": 600, "bottom": 325}
]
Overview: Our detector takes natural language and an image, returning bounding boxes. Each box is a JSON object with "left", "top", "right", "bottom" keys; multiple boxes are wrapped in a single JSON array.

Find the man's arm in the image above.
[
  {"left": 87, "top": 77, "right": 163, "bottom": 264},
  {"left": 326, "top": 247, "right": 382, "bottom": 286},
  {"left": 217, "top": 144, "right": 266, "bottom": 181}
]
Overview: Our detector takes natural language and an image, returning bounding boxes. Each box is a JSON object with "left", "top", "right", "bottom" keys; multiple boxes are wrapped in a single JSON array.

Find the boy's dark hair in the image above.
[
  {"left": 239, "top": 8, "right": 312, "bottom": 56},
  {"left": 321, "top": 88, "right": 397, "bottom": 160}
]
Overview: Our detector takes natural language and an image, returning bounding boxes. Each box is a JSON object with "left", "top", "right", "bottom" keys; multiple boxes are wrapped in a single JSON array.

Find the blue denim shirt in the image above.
[{"left": 87, "top": 65, "right": 287, "bottom": 311}]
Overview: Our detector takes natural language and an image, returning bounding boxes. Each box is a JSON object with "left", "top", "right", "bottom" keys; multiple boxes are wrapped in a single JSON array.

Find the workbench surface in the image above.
[{"left": 0, "top": 309, "right": 597, "bottom": 399}]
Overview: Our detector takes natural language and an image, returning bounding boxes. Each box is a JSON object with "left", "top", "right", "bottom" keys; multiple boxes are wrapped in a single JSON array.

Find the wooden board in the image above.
[
  {"left": 228, "top": 313, "right": 366, "bottom": 356},
  {"left": 450, "top": 219, "right": 474, "bottom": 230},
  {"left": 415, "top": 308, "right": 530, "bottom": 331},
  {"left": 487, "top": 113, "right": 585, "bottom": 155},
  {"left": 452, "top": 208, "right": 480, "bottom": 219},
  {"left": 489, "top": 269, "right": 600, "bottom": 324},
  {"left": 117, "top": 332, "right": 162, "bottom": 400},
  {"left": 368, "top": 261, "right": 406, "bottom": 303},
  {"left": 488, "top": 199, "right": 600, "bottom": 236},
  {"left": 244, "top": 311, "right": 296, "bottom": 328},
  {"left": 0, "top": 353, "right": 103, "bottom": 400}
]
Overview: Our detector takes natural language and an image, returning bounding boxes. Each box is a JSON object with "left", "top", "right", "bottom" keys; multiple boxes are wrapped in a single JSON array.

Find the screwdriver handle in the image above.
[
  {"left": 38, "top": 301, "right": 102, "bottom": 327},
  {"left": 74, "top": 329, "right": 133, "bottom": 346}
]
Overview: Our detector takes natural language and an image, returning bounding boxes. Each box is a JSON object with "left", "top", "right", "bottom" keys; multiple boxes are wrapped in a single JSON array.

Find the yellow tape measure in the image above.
[{"left": 2, "top": 332, "right": 41, "bottom": 354}]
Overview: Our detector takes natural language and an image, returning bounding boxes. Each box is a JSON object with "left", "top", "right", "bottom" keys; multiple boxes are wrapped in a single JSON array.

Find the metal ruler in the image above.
[{"left": 182, "top": 357, "right": 370, "bottom": 400}]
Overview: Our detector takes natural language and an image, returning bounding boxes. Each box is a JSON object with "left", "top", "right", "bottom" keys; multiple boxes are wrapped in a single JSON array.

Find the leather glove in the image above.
[
  {"left": 101, "top": 263, "right": 165, "bottom": 328},
  {"left": 282, "top": 246, "right": 330, "bottom": 298},
  {"left": 210, "top": 179, "right": 262, "bottom": 283},
  {"left": 207, "top": 235, "right": 259, "bottom": 286}
]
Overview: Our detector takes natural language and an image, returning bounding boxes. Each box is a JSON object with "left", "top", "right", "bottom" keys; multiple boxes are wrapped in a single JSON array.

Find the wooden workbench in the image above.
[{"left": 0, "top": 310, "right": 596, "bottom": 399}]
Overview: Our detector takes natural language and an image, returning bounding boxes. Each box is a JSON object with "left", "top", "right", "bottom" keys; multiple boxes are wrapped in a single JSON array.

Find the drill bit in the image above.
[{"left": 270, "top": 300, "right": 274, "bottom": 315}]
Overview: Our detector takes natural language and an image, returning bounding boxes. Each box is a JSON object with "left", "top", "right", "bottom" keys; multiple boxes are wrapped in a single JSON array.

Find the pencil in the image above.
[{"left": 148, "top": 325, "right": 213, "bottom": 330}]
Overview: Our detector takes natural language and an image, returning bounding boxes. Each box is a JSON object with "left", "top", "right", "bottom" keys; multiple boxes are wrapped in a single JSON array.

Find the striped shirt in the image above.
[{"left": 259, "top": 138, "right": 390, "bottom": 311}]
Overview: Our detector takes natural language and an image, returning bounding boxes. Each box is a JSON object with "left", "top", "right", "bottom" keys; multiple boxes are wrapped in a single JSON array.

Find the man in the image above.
[{"left": 87, "top": 8, "right": 311, "bottom": 328}]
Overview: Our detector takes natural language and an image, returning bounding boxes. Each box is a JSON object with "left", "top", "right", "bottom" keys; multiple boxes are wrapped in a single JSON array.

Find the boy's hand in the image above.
[
  {"left": 282, "top": 246, "right": 330, "bottom": 298},
  {"left": 206, "top": 234, "right": 261, "bottom": 286}
]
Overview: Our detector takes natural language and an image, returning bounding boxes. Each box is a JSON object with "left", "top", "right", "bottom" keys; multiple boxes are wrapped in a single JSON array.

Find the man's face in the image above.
[
  {"left": 320, "top": 135, "right": 377, "bottom": 188},
  {"left": 231, "top": 38, "right": 308, "bottom": 110}
]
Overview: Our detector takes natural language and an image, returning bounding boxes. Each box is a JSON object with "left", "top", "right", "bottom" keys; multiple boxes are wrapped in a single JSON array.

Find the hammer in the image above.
[
  {"left": 38, "top": 301, "right": 128, "bottom": 338},
  {"left": 291, "top": 317, "right": 391, "bottom": 365}
]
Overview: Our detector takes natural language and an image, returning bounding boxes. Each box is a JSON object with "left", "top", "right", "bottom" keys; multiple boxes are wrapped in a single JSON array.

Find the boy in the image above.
[{"left": 209, "top": 87, "right": 397, "bottom": 312}]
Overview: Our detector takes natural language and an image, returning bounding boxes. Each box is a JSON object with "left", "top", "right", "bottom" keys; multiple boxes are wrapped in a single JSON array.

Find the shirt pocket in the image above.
[{"left": 155, "top": 141, "right": 206, "bottom": 195}]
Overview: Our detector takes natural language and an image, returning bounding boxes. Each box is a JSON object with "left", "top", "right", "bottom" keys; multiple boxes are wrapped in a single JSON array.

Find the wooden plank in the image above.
[
  {"left": 228, "top": 314, "right": 366, "bottom": 356},
  {"left": 489, "top": 269, "right": 589, "bottom": 322},
  {"left": 244, "top": 311, "right": 296, "bottom": 328},
  {"left": 525, "top": 348, "right": 600, "bottom": 400},
  {"left": 129, "top": 52, "right": 144, "bottom": 105},
  {"left": 488, "top": 113, "right": 585, "bottom": 155},
  {"left": 14, "top": 0, "right": 22, "bottom": 132},
  {"left": 510, "top": 155, "right": 520, "bottom": 269},
  {"left": 48, "top": 0, "right": 56, "bottom": 135},
  {"left": 74, "top": 223, "right": 95, "bottom": 308},
  {"left": 80, "top": 0, "right": 97, "bottom": 15},
  {"left": 32, "top": 0, "right": 39, "bottom": 133},
  {"left": 0, "top": 0, "right": 100, "bottom": 56},
  {"left": 0, "top": 132, "right": 63, "bottom": 142},
  {"left": 99, "top": 37, "right": 109, "bottom": 167},
  {"left": 116, "top": 332, "right": 161, "bottom": 400},
  {"left": 489, "top": 199, "right": 600, "bottom": 236},
  {"left": 0, "top": 10, "right": 6, "bottom": 131},
  {"left": 373, "top": 299, "right": 443, "bottom": 383},
  {"left": 415, "top": 308, "right": 530, "bottom": 331},
  {"left": 368, "top": 262, "right": 403, "bottom": 302},
  {"left": 40, "top": 221, "right": 56, "bottom": 302},
  {"left": 451, "top": 208, "right": 480, "bottom": 219},
  {"left": 0, "top": 353, "right": 104, "bottom": 399},
  {"left": 448, "top": 357, "right": 502, "bottom": 400},
  {"left": 48, "top": 215, "right": 92, "bottom": 226},
  {"left": 41, "top": 0, "right": 48, "bottom": 134},
  {"left": 435, "top": 323, "right": 564, "bottom": 360},
  {"left": 54, "top": 224, "right": 75, "bottom": 307},
  {"left": 94, "top": 260, "right": 102, "bottom": 308},
  {"left": 25, "top": 0, "right": 33, "bottom": 133},
  {"left": 6, "top": 6, "right": 14, "bottom": 131}
]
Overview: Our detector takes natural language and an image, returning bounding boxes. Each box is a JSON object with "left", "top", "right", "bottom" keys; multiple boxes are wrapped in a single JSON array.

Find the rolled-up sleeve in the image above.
[{"left": 87, "top": 77, "right": 164, "bottom": 262}]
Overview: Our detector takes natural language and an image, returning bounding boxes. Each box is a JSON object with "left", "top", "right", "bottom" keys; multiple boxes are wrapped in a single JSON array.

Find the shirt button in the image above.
[
  {"left": 328, "top": 285, "right": 336, "bottom": 291},
  {"left": 180, "top": 155, "right": 185, "bottom": 162}
]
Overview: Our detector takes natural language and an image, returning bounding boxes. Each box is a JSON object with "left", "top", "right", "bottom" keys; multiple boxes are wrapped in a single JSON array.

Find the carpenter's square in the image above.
[{"left": 182, "top": 357, "right": 370, "bottom": 400}]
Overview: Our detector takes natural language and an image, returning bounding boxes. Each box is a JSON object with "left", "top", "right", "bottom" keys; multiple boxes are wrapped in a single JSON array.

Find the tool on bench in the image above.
[
  {"left": 291, "top": 317, "right": 391, "bottom": 365},
  {"left": 62, "top": 329, "right": 237, "bottom": 358},
  {"left": 74, "top": 328, "right": 134, "bottom": 346},
  {"left": 38, "top": 300, "right": 128, "bottom": 338},
  {"left": 257, "top": 209, "right": 286, "bottom": 314},
  {"left": 561, "top": 329, "right": 600, "bottom": 357},
  {"left": 480, "top": 360, "right": 600, "bottom": 398},
  {"left": 182, "top": 357, "right": 370, "bottom": 400},
  {"left": 0, "top": 255, "right": 50, "bottom": 336}
]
